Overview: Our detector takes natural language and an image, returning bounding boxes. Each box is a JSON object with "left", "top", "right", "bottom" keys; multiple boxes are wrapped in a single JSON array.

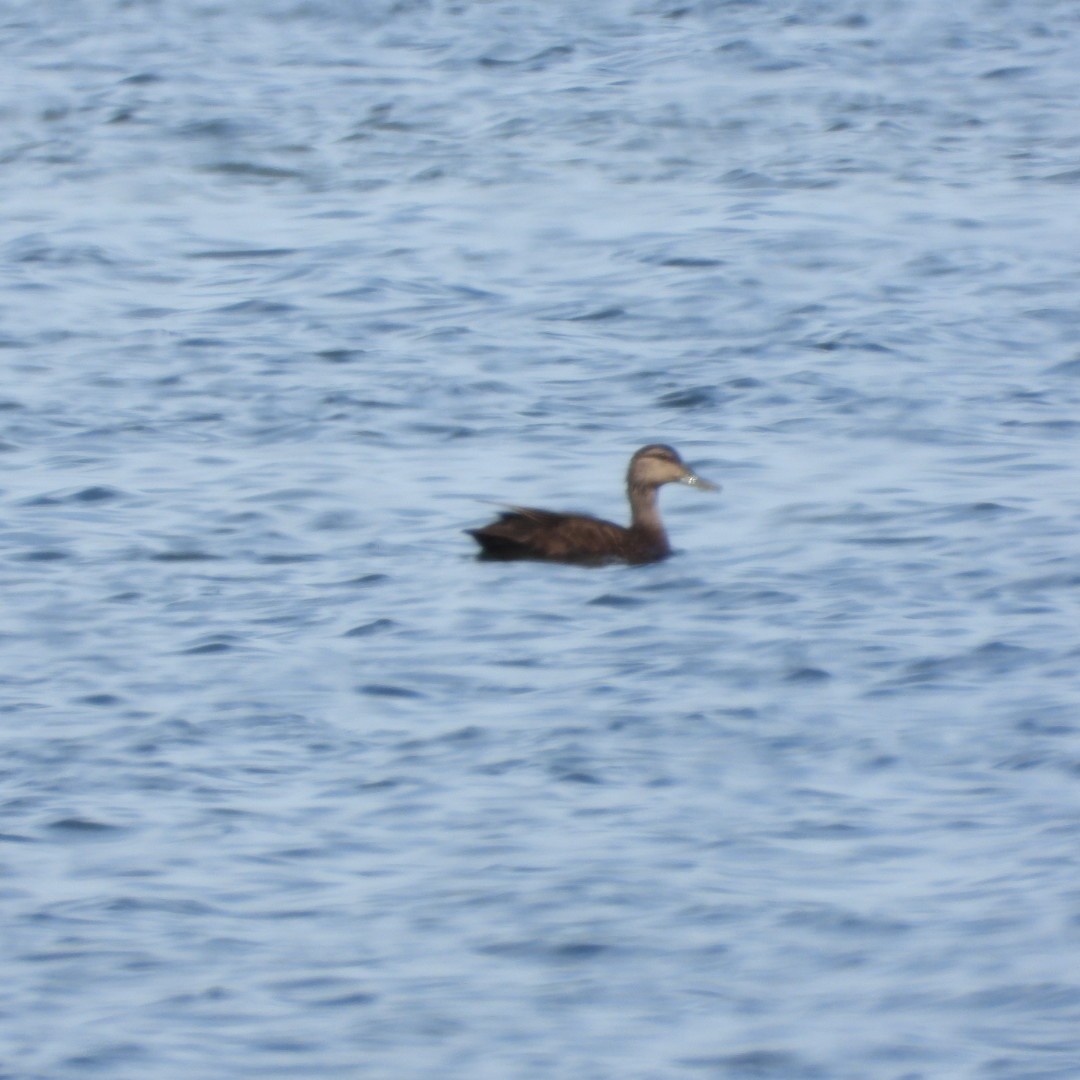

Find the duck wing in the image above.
[{"left": 467, "top": 506, "right": 631, "bottom": 563}]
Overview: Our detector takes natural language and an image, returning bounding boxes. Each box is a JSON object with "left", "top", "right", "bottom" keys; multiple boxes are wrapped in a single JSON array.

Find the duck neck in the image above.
[{"left": 628, "top": 483, "right": 668, "bottom": 546}]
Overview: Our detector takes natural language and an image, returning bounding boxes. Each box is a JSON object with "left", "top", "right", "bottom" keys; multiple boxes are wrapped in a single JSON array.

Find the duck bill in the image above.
[{"left": 679, "top": 469, "right": 719, "bottom": 492}]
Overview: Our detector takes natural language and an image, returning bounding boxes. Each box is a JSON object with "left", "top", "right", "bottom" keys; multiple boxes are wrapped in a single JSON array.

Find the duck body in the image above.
[
  {"left": 467, "top": 444, "right": 717, "bottom": 566},
  {"left": 468, "top": 507, "right": 669, "bottom": 566}
]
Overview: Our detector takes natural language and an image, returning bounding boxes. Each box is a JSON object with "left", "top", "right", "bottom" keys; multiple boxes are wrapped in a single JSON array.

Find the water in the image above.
[{"left": 3, "top": 1, "right": 1080, "bottom": 1076}]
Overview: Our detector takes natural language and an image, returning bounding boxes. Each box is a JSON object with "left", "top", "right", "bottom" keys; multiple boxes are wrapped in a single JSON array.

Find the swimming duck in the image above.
[{"left": 467, "top": 444, "right": 718, "bottom": 565}]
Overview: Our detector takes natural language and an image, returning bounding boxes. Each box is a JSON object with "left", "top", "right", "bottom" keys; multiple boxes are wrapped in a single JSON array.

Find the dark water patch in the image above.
[
  {"left": 802, "top": 333, "right": 894, "bottom": 353},
  {"left": 659, "top": 256, "right": 725, "bottom": 268},
  {"left": 551, "top": 940, "right": 607, "bottom": 961},
  {"left": 556, "top": 305, "right": 626, "bottom": 322},
  {"left": 179, "top": 336, "right": 228, "bottom": 349},
  {"left": 699, "top": 586, "right": 799, "bottom": 608},
  {"left": 47, "top": 817, "right": 124, "bottom": 835},
  {"left": 325, "top": 284, "right": 384, "bottom": 301},
  {"left": 995, "top": 752, "right": 1050, "bottom": 772},
  {"left": 1001, "top": 418, "right": 1080, "bottom": 435},
  {"left": 1046, "top": 357, "right": 1080, "bottom": 376},
  {"left": 657, "top": 385, "right": 728, "bottom": 409},
  {"left": 885, "top": 641, "right": 1041, "bottom": 689},
  {"left": 102, "top": 897, "right": 217, "bottom": 919},
  {"left": 72, "top": 485, "right": 123, "bottom": 503},
  {"left": 957, "top": 982, "right": 1080, "bottom": 1011},
  {"left": 357, "top": 683, "right": 425, "bottom": 699},
  {"left": 362, "top": 318, "right": 411, "bottom": 334},
  {"left": 215, "top": 299, "right": 296, "bottom": 316},
  {"left": 354, "top": 777, "right": 403, "bottom": 793},
  {"left": 905, "top": 501, "right": 1017, "bottom": 526},
  {"left": 250, "top": 907, "right": 329, "bottom": 921},
  {"left": 709, "top": 708, "right": 761, "bottom": 723},
  {"left": 477, "top": 937, "right": 608, "bottom": 961},
  {"left": 1016, "top": 712, "right": 1076, "bottom": 737},
  {"left": 274, "top": 979, "right": 377, "bottom": 1007},
  {"left": 343, "top": 619, "right": 397, "bottom": 637},
  {"left": 318, "top": 990, "right": 378, "bottom": 1007},
  {"left": 407, "top": 421, "right": 475, "bottom": 439},
  {"left": 971, "top": 641, "right": 1042, "bottom": 672},
  {"left": 23, "top": 485, "right": 124, "bottom": 505},
  {"left": 321, "top": 392, "right": 401, "bottom": 410},
  {"left": 308, "top": 510, "right": 355, "bottom": 531},
  {"left": 1043, "top": 168, "right": 1080, "bottom": 184},
  {"left": 199, "top": 161, "right": 304, "bottom": 180},
  {"left": 177, "top": 410, "right": 225, "bottom": 423},
  {"left": 784, "top": 667, "right": 831, "bottom": 684},
  {"left": 678, "top": 1049, "right": 825, "bottom": 1078},
  {"left": 175, "top": 118, "right": 247, "bottom": 139},
  {"left": 5, "top": 236, "right": 115, "bottom": 266},
  {"left": 63, "top": 1042, "right": 149, "bottom": 1068},
  {"left": 14, "top": 548, "right": 70, "bottom": 561},
  {"left": 180, "top": 637, "right": 238, "bottom": 655},
  {"left": 1024, "top": 307, "right": 1080, "bottom": 328},
  {"left": 478, "top": 44, "right": 575, "bottom": 70},
  {"left": 253, "top": 1036, "right": 324, "bottom": 1054},
  {"left": 150, "top": 550, "right": 221, "bottom": 562},
  {"left": 782, "top": 818, "right": 866, "bottom": 840},
  {"left": 315, "top": 348, "right": 365, "bottom": 363},
  {"left": 781, "top": 904, "right": 911, "bottom": 937},
  {"left": 398, "top": 726, "right": 486, "bottom": 752},
  {"left": 842, "top": 534, "right": 938, "bottom": 547},
  {"left": 74, "top": 694, "right": 123, "bottom": 707},
  {"left": 1001, "top": 573, "right": 1080, "bottom": 594},
  {"left": 493, "top": 654, "right": 543, "bottom": 669},
  {"left": 956, "top": 501, "right": 1014, "bottom": 518},
  {"left": 449, "top": 283, "right": 501, "bottom": 301},
  {"left": 719, "top": 168, "right": 776, "bottom": 189},
  {"left": 187, "top": 248, "right": 298, "bottom": 260},
  {"left": 341, "top": 573, "right": 390, "bottom": 587},
  {"left": 438, "top": 724, "right": 487, "bottom": 744},
  {"left": 550, "top": 763, "right": 603, "bottom": 785},
  {"left": 588, "top": 593, "right": 645, "bottom": 608},
  {"left": 981, "top": 66, "right": 1034, "bottom": 80}
]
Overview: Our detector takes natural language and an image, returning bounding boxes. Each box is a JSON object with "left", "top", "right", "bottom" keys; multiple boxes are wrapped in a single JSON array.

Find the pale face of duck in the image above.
[{"left": 628, "top": 444, "right": 719, "bottom": 492}]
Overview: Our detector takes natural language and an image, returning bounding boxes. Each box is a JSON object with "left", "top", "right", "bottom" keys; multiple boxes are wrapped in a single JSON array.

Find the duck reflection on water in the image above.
[{"left": 467, "top": 444, "right": 718, "bottom": 566}]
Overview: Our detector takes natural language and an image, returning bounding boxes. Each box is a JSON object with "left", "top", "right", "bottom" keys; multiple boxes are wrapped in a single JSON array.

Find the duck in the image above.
[{"left": 467, "top": 444, "right": 718, "bottom": 565}]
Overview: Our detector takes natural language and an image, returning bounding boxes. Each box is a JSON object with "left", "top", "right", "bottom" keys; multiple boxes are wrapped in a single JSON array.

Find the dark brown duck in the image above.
[{"left": 467, "top": 444, "right": 718, "bottom": 565}]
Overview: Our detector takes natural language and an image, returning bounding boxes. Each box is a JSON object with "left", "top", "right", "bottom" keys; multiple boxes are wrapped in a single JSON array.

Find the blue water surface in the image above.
[{"left": 2, "top": 1, "right": 1080, "bottom": 1077}]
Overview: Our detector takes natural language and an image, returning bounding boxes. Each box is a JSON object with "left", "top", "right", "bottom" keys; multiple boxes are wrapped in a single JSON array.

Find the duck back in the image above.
[{"left": 467, "top": 508, "right": 668, "bottom": 565}]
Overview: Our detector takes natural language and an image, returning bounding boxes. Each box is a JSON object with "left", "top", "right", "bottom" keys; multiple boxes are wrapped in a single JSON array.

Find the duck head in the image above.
[{"left": 627, "top": 444, "right": 719, "bottom": 492}]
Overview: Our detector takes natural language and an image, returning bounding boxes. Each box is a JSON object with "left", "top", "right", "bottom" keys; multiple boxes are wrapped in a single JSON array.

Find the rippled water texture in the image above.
[{"left": 3, "top": 1, "right": 1080, "bottom": 1077}]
